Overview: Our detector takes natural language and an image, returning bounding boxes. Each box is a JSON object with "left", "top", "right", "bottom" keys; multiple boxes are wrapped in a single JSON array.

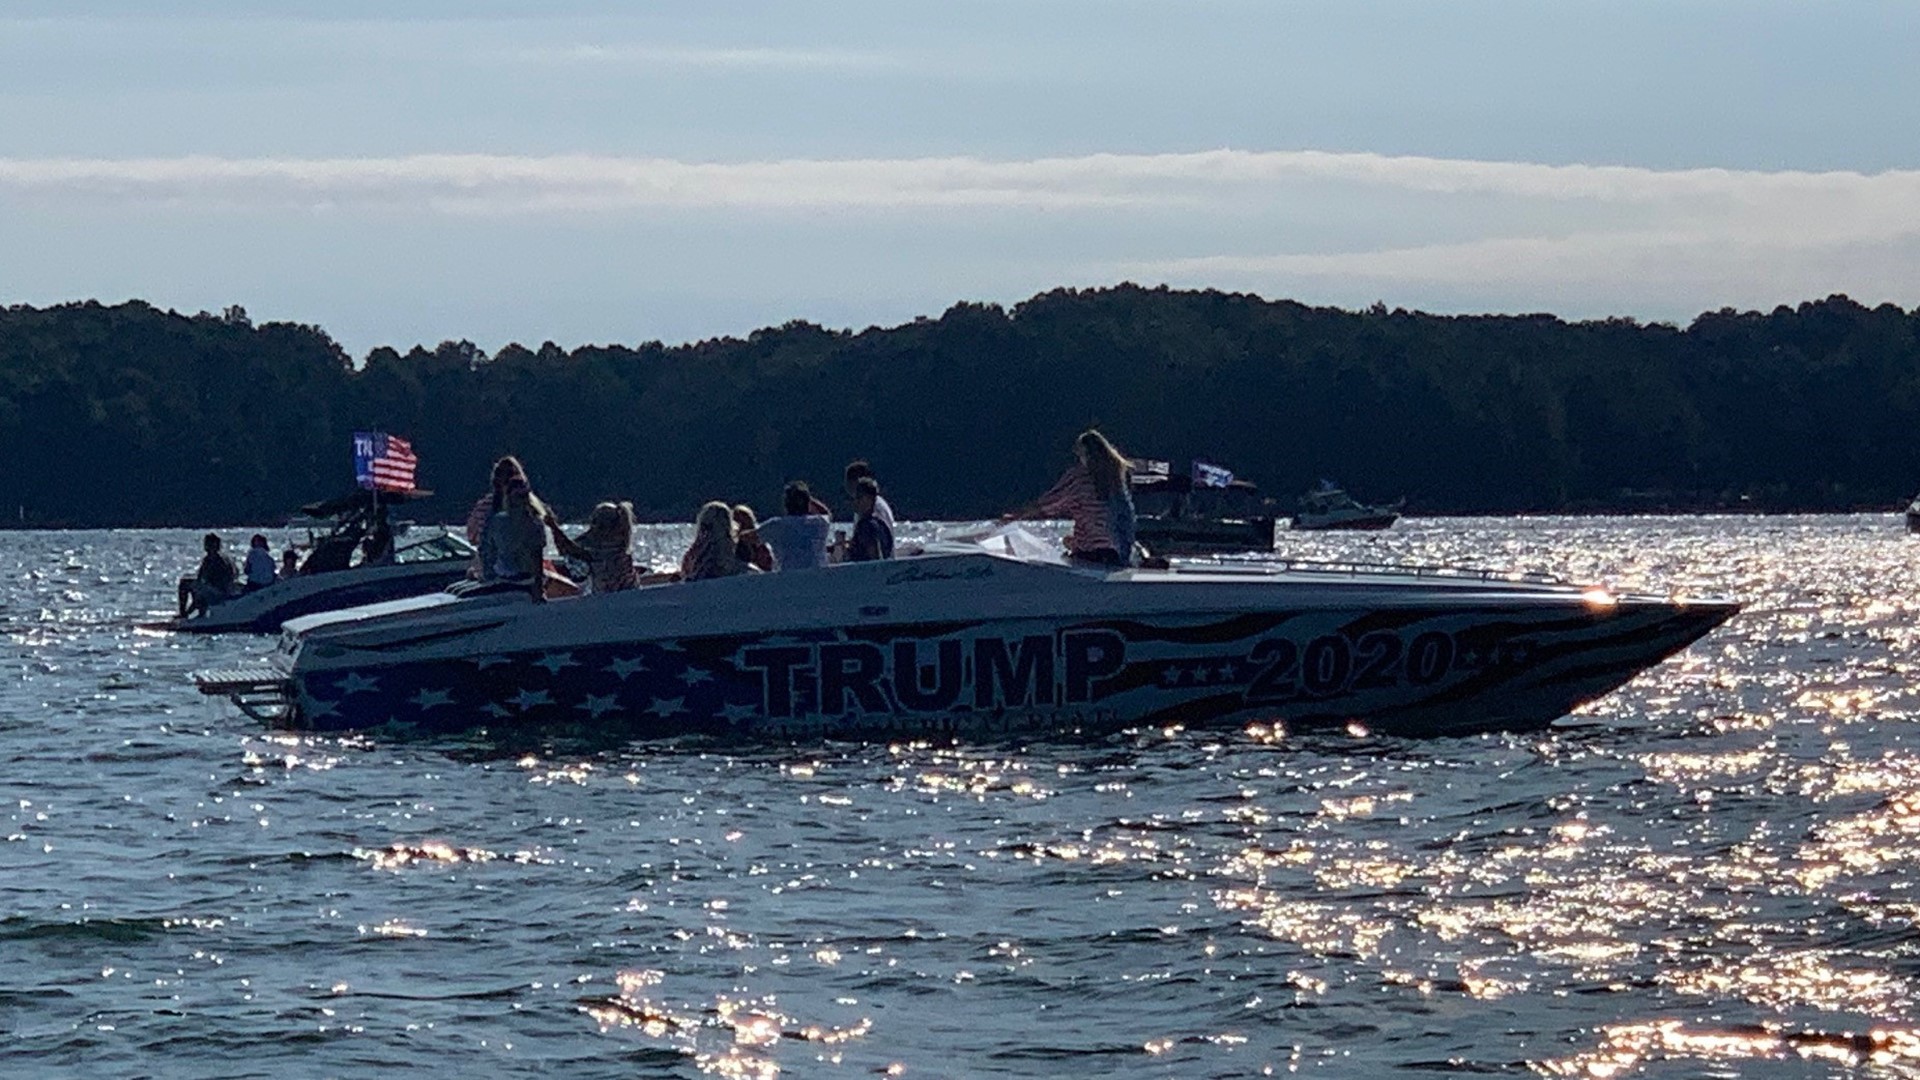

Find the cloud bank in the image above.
[
  {"left": 4, "top": 148, "right": 1916, "bottom": 318},
  {"left": 4, "top": 148, "right": 1916, "bottom": 214}
]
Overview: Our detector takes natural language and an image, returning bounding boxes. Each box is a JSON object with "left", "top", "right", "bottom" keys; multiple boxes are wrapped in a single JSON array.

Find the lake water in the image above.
[{"left": 4, "top": 516, "right": 1920, "bottom": 1078}]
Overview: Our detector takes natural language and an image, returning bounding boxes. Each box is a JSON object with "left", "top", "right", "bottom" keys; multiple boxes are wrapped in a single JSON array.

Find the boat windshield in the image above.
[{"left": 392, "top": 531, "right": 476, "bottom": 564}]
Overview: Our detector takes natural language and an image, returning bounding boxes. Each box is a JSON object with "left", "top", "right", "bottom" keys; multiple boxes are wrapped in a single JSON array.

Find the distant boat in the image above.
[
  {"left": 1292, "top": 482, "right": 1402, "bottom": 531},
  {"left": 155, "top": 488, "right": 475, "bottom": 634},
  {"left": 1129, "top": 461, "right": 1277, "bottom": 555}
]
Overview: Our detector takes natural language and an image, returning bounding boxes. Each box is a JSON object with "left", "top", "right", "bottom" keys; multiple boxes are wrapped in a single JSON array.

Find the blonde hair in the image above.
[
  {"left": 696, "top": 501, "right": 736, "bottom": 544},
  {"left": 1076, "top": 429, "right": 1128, "bottom": 498},
  {"left": 679, "top": 500, "right": 747, "bottom": 581},
  {"left": 732, "top": 504, "right": 760, "bottom": 531},
  {"left": 584, "top": 501, "right": 635, "bottom": 546}
]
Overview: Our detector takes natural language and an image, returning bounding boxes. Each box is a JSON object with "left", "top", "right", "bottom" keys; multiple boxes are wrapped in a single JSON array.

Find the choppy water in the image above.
[{"left": 4, "top": 515, "right": 1920, "bottom": 1078}]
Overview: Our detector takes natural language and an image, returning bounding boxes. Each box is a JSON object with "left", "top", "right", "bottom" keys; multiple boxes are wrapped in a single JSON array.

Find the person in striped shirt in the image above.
[{"left": 1005, "top": 430, "right": 1138, "bottom": 567}]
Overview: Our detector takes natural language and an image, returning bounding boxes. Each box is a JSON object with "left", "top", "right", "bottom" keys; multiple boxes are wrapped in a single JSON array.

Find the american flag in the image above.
[{"left": 354, "top": 431, "right": 419, "bottom": 492}]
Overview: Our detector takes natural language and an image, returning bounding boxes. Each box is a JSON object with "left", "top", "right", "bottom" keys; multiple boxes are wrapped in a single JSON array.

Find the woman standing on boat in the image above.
[{"left": 1005, "top": 429, "right": 1138, "bottom": 567}]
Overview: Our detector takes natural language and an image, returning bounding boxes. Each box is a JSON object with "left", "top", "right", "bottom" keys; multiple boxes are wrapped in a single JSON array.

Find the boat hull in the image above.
[
  {"left": 1137, "top": 516, "right": 1278, "bottom": 555},
  {"left": 1292, "top": 511, "right": 1399, "bottom": 531},
  {"left": 165, "top": 560, "right": 471, "bottom": 634},
  {"left": 225, "top": 557, "right": 1737, "bottom": 741}
]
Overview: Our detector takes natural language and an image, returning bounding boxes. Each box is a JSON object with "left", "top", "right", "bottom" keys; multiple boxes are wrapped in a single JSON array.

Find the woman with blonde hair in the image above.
[
  {"left": 478, "top": 478, "right": 554, "bottom": 595},
  {"left": 732, "top": 504, "right": 776, "bottom": 572},
  {"left": 1004, "top": 429, "right": 1138, "bottom": 567},
  {"left": 680, "top": 501, "right": 753, "bottom": 582},
  {"left": 546, "top": 500, "right": 640, "bottom": 594}
]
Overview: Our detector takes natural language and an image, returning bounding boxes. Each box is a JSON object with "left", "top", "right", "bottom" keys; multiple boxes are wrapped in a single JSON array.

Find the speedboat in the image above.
[
  {"left": 1292, "top": 482, "right": 1402, "bottom": 531},
  {"left": 161, "top": 489, "right": 475, "bottom": 634},
  {"left": 195, "top": 529, "right": 1738, "bottom": 740},
  {"left": 1131, "top": 469, "right": 1278, "bottom": 555}
]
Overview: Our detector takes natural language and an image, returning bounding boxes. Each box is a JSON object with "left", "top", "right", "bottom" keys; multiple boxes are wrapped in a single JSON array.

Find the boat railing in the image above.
[{"left": 1177, "top": 556, "right": 1571, "bottom": 586}]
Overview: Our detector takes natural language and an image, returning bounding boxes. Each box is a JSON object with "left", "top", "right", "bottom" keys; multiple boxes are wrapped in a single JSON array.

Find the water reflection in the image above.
[{"left": 14, "top": 518, "right": 1920, "bottom": 1075}]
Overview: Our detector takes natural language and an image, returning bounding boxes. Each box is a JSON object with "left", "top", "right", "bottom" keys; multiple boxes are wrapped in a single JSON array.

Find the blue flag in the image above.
[{"left": 1191, "top": 460, "right": 1234, "bottom": 488}]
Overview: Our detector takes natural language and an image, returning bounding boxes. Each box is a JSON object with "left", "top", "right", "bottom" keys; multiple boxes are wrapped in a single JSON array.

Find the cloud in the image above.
[
  {"left": 4, "top": 148, "right": 1919, "bottom": 218},
  {"left": 4, "top": 148, "right": 1918, "bottom": 315},
  {"left": 494, "top": 42, "right": 903, "bottom": 72}
]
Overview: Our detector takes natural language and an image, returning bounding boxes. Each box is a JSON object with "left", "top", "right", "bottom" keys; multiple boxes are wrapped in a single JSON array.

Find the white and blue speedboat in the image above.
[
  {"left": 163, "top": 490, "right": 475, "bottom": 635},
  {"left": 195, "top": 530, "right": 1737, "bottom": 740}
]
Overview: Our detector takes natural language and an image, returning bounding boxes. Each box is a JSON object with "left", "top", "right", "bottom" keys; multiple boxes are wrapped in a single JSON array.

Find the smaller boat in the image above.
[
  {"left": 1292, "top": 481, "right": 1402, "bottom": 531},
  {"left": 157, "top": 489, "right": 475, "bottom": 634},
  {"left": 1131, "top": 464, "right": 1278, "bottom": 555},
  {"left": 1906, "top": 495, "right": 1920, "bottom": 534}
]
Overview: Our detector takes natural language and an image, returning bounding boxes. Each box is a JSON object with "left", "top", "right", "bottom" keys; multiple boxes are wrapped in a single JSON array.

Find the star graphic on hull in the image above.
[
  {"left": 483, "top": 701, "right": 513, "bottom": 718},
  {"left": 335, "top": 672, "right": 379, "bottom": 696},
  {"left": 534, "top": 652, "right": 579, "bottom": 674},
  {"left": 1160, "top": 667, "right": 1184, "bottom": 687},
  {"left": 720, "top": 702, "right": 760, "bottom": 723},
  {"left": 605, "top": 656, "right": 648, "bottom": 679},
  {"left": 1216, "top": 662, "right": 1240, "bottom": 683},
  {"left": 473, "top": 655, "right": 513, "bottom": 670},
  {"left": 678, "top": 667, "right": 714, "bottom": 687},
  {"left": 304, "top": 698, "right": 340, "bottom": 719},
  {"left": 409, "top": 688, "right": 454, "bottom": 711},
  {"left": 510, "top": 688, "right": 553, "bottom": 711},
  {"left": 646, "top": 696, "right": 687, "bottom": 718},
  {"left": 579, "top": 693, "right": 620, "bottom": 719}
]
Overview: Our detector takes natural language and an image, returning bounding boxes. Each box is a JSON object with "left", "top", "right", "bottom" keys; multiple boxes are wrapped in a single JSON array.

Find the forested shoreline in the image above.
[{"left": 2, "top": 287, "right": 1917, "bottom": 528}]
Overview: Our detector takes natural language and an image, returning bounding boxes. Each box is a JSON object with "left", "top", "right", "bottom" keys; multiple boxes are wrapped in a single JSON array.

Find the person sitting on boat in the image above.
[
  {"left": 681, "top": 501, "right": 755, "bottom": 581},
  {"left": 243, "top": 534, "right": 277, "bottom": 591},
  {"left": 280, "top": 546, "right": 300, "bottom": 578},
  {"left": 479, "top": 478, "right": 556, "bottom": 598},
  {"left": 300, "top": 518, "right": 364, "bottom": 574},
  {"left": 176, "top": 533, "right": 239, "bottom": 617},
  {"left": 846, "top": 476, "right": 895, "bottom": 562},
  {"left": 754, "top": 482, "right": 833, "bottom": 571},
  {"left": 844, "top": 460, "right": 896, "bottom": 531},
  {"left": 544, "top": 500, "right": 640, "bottom": 594},
  {"left": 466, "top": 456, "right": 526, "bottom": 577},
  {"left": 1003, "top": 429, "right": 1138, "bottom": 568},
  {"left": 732, "top": 504, "right": 775, "bottom": 572},
  {"left": 360, "top": 511, "right": 395, "bottom": 566}
]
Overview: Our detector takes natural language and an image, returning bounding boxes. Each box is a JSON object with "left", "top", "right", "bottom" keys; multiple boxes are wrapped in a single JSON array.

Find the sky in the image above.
[{"left": 2, "top": 0, "right": 1918, "bottom": 358}]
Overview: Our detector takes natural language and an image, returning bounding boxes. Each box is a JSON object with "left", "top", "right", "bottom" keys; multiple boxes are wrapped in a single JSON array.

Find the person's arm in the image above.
[
  {"left": 807, "top": 495, "right": 832, "bottom": 517},
  {"left": 464, "top": 496, "right": 492, "bottom": 546},
  {"left": 1006, "top": 468, "right": 1077, "bottom": 521},
  {"left": 543, "top": 511, "right": 590, "bottom": 563},
  {"left": 740, "top": 529, "right": 774, "bottom": 572}
]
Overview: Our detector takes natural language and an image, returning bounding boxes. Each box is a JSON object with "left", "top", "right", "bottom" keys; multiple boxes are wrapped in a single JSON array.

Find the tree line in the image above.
[{"left": 1, "top": 287, "right": 1917, "bottom": 528}]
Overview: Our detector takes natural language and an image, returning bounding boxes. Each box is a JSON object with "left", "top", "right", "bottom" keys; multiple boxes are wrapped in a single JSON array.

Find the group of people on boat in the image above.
[
  {"left": 174, "top": 532, "right": 301, "bottom": 617},
  {"left": 463, "top": 456, "right": 902, "bottom": 599},
  {"left": 178, "top": 428, "right": 1140, "bottom": 615}
]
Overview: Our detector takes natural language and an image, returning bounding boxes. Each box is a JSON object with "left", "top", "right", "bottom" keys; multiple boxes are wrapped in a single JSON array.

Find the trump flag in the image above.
[
  {"left": 354, "top": 432, "right": 418, "bottom": 492},
  {"left": 1191, "top": 460, "right": 1235, "bottom": 488}
]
